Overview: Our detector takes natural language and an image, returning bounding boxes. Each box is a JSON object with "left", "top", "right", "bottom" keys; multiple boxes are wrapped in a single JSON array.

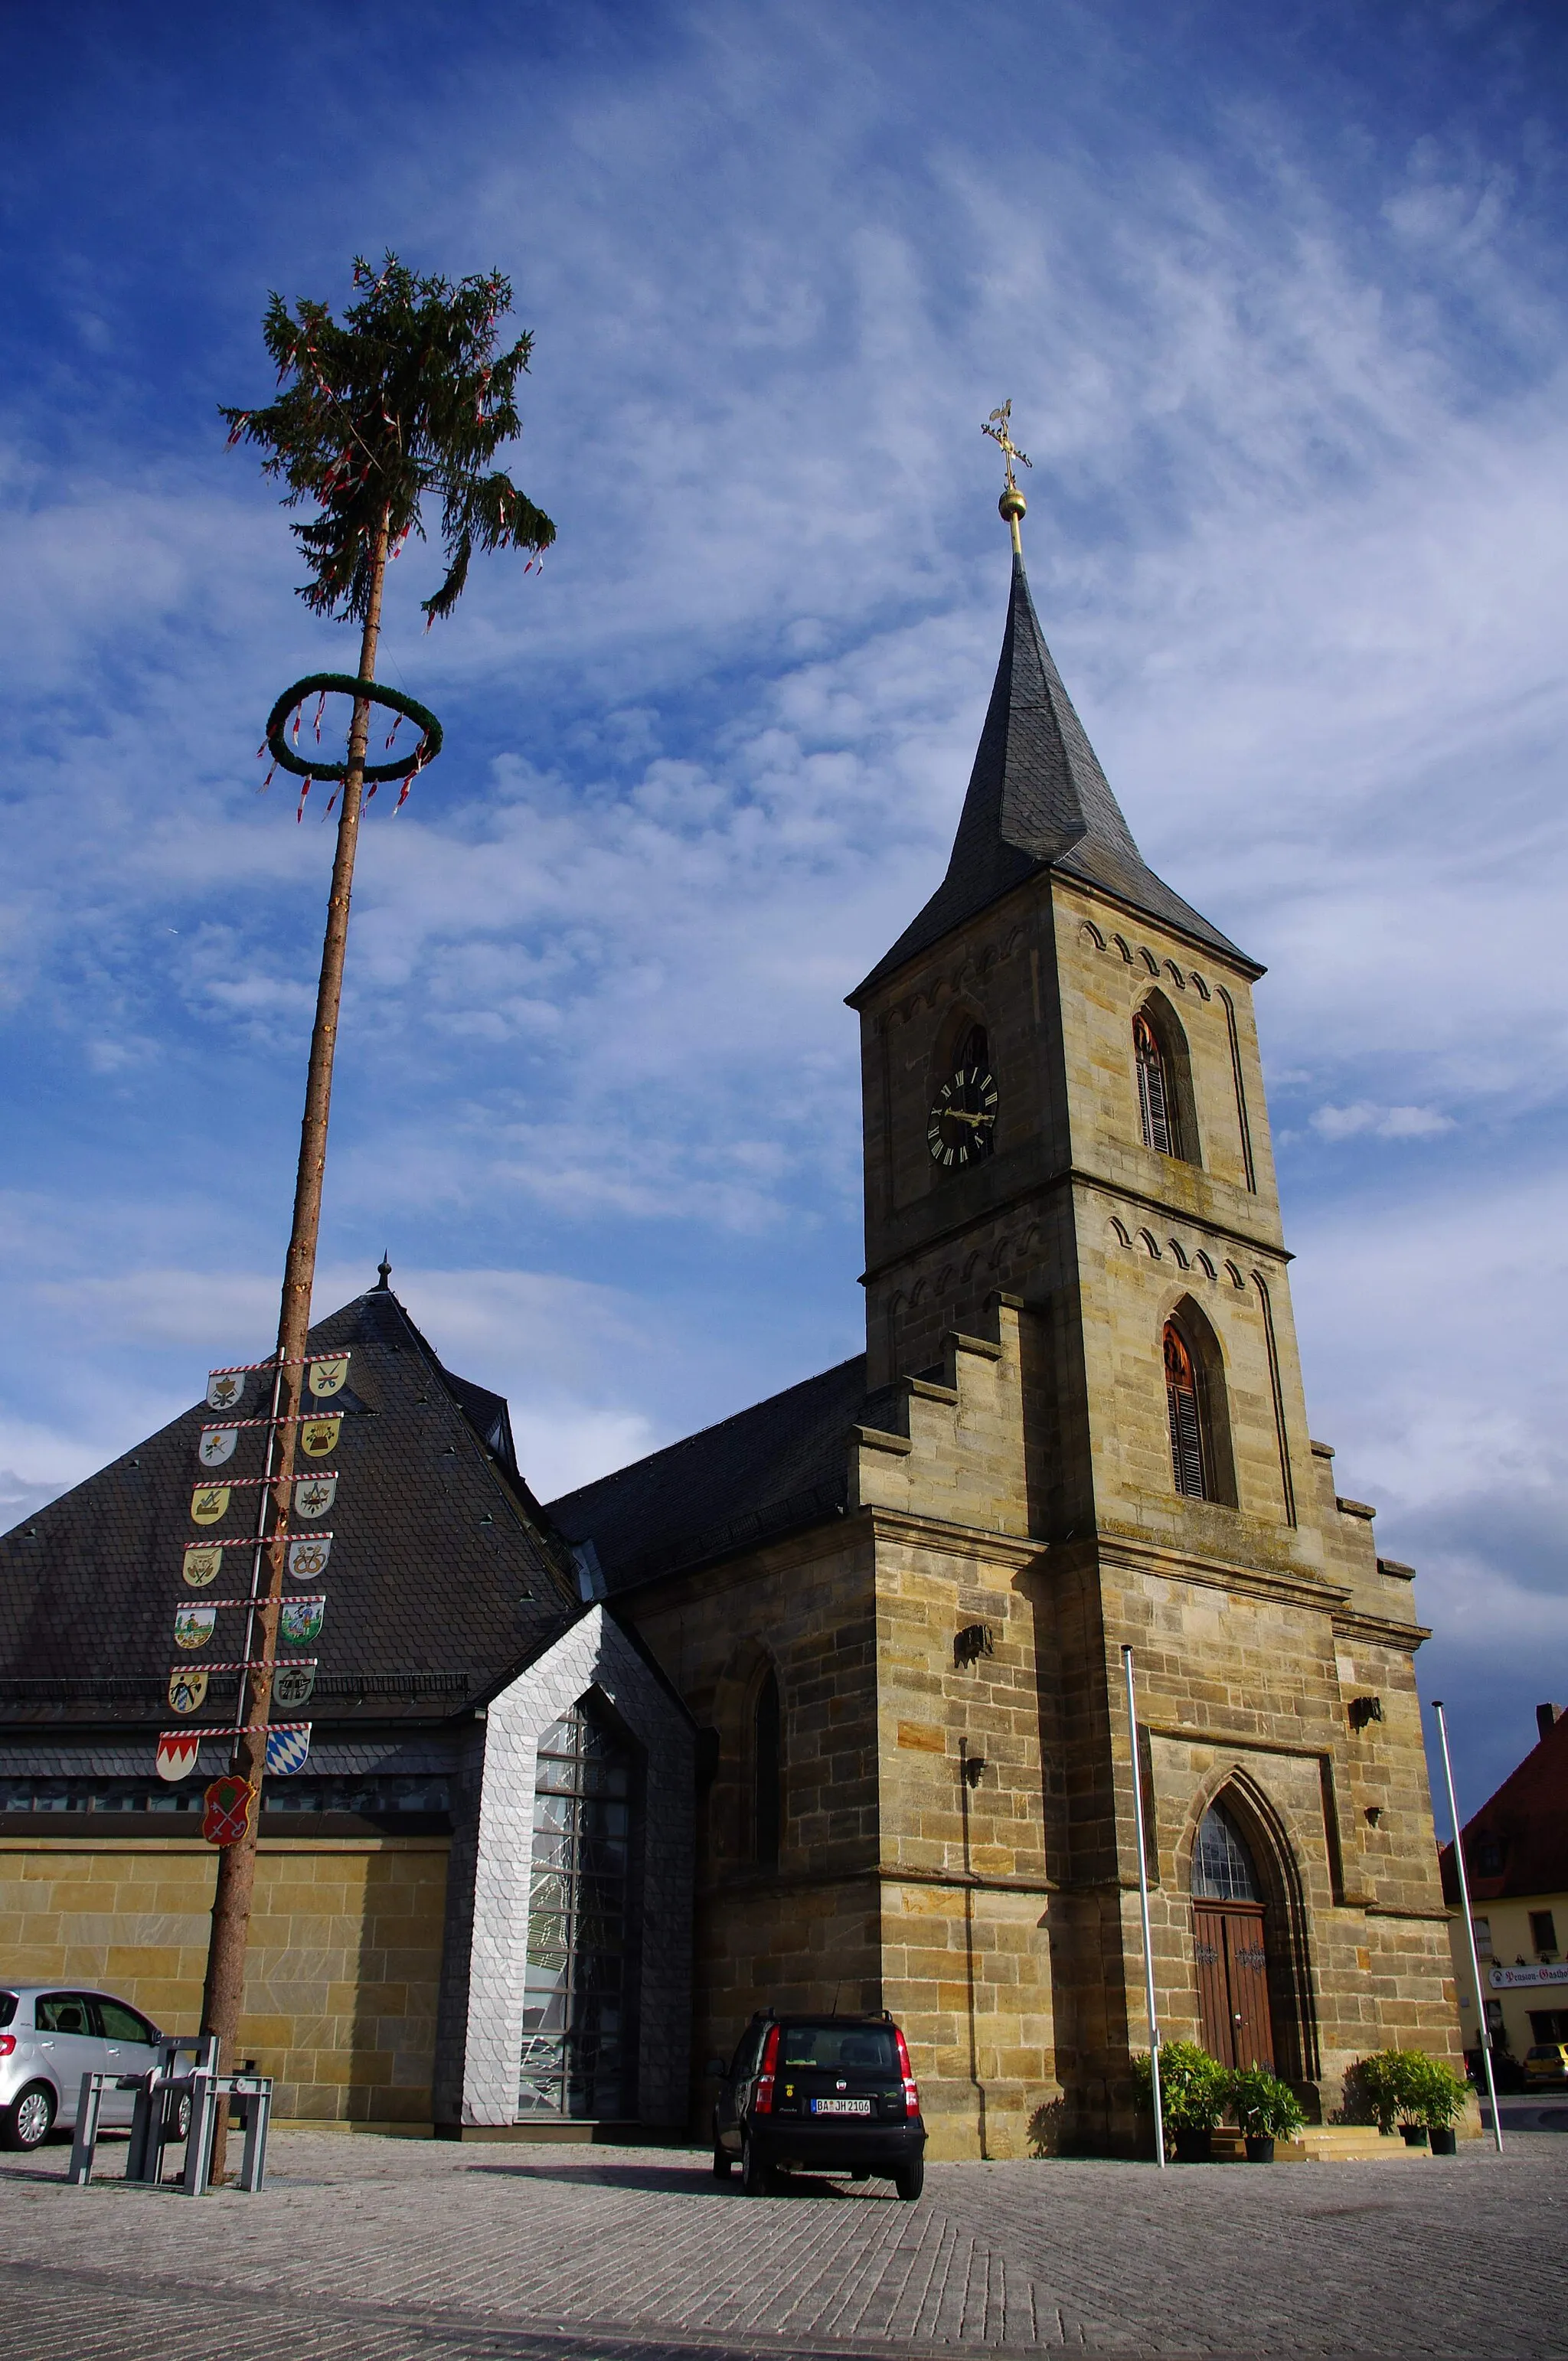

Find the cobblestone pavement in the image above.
[{"left": 0, "top": 2129, "right": 1563, "bottom": 2361}]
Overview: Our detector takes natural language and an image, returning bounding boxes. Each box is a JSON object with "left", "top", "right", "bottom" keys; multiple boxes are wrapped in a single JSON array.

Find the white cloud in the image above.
[{"left": 1310, "top": 1102, "right": 1456, "bottom": 1141}]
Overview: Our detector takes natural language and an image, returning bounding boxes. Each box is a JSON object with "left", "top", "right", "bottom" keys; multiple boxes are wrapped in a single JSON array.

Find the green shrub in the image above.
[
  {"left": 1346, "top": 2049, "right": 1468, "bottom": 2134},
  {"left": 1397, "top": 2052, "right": 1470, "bottom": 2130},
  {"left": 1345, "top": 2050, "right": 1406, "bottom": 2134},
  {"left": 1131, "top": 2040, "right": 1229, "bottom": 2130},
  {"left": 1229, "top": 2064, "right": 1307, "bottom": 2141}
]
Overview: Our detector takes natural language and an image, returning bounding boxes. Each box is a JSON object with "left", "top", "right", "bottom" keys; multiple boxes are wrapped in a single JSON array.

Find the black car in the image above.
[{"left": 710, "top": 2011, "right": 926, "bottom": 2199}]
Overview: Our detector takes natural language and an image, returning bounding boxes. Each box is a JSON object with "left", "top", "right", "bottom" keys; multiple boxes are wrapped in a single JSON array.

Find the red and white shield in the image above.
[{"left": 155, "top": 1731, "right": 200, "bottom": 1783}]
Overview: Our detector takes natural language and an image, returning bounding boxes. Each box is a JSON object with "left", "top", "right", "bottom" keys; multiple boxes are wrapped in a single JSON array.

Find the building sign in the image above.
[{"left": 1489, "top": 1962, "right": 1568, "bottom": 1989}]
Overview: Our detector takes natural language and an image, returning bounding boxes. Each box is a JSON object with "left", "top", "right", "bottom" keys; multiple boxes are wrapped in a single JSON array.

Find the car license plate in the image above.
[{"left": 812, "top": 2097, "right": 871, "bottom": 2115}]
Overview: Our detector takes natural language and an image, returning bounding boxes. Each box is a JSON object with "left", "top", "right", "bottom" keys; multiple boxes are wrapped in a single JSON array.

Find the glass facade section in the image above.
[{"left": 518, "top": 1702, "right": 634, "bottom": 2120}]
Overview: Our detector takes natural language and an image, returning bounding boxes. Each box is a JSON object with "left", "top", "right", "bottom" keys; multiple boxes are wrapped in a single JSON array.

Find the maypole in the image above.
[{"left": 194, "top": 256, "right": 553, "bottom": 2176}]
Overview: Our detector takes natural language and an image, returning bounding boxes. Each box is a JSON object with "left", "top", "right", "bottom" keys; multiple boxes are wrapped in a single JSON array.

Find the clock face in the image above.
[{"left": 927, "top": 1066, "right": 998, "bottom": 1169}]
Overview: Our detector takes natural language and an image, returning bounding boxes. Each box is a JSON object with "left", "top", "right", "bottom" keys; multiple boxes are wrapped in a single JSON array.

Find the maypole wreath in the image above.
[{"left": 261, "top": 673, "right": 445, "bottom": 815}]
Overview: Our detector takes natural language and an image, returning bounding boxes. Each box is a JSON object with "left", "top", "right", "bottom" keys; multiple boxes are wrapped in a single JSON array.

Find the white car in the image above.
[{"left": 0, "top": 1984, "right": 174, "bottom": 2150}]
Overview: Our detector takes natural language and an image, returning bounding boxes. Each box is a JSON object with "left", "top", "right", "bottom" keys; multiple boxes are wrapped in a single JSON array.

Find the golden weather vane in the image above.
[
  {"left": 982, "top": 400, "right": 1031, "bottom": 493},
  {"left": 982, "top": 400, "right": 1031, "bottom": 550}
]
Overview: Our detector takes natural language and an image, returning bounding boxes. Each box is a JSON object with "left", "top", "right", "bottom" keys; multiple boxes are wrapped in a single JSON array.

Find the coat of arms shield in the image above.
[
  {"left": 272, "top": 1663, "right": 316, "bottom": 1710},
  {"left": 292, "top": 1474, "right": 335, "bottom": 1521},
  {"left": 155, "top": 1731, "right": 201, "bottom": 1782},
  {"left": 279, "top": 1595, "right": 325, "bottom": 1646},
  {"left": 174, "top": 1605, "right": 216, "bottom": 1651},
  {"left": 286, "top": 1535, "right": 332, "bottom": 1580},
  {"left": 265, "top": 1723, "right": 312, "bottom": 1775},
  {"left": 308, "top": 1354, "right": 350, "bottom": 1399},
  {"left": 299, "top": 1415, "right": 340, "bottom": 1458},
  {"left": 182, "top": 1544, "right": 224, "bottom": 1588},
  {"left": 191, "top": 1484, "right": 230, "bottom": 1527},
  {"left": 202, "top": 1775, "right": 253, "bottom": 1847},
  {"left": 207, "top": 1369, "right": 245, "bottom": 1412},
  {"left": 198, "top": 1425, "right": 238, "bottom": 1468},
  {"left": 168, "top": 1667, "right": 209, "bottom": 1715}
]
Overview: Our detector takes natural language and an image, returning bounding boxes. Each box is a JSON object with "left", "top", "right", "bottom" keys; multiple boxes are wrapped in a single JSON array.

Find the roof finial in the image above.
[
  {"left": 375, "top": 1250, "right": 392, "bottom": 1291},
  {"left": 982, "top": 400, "right": 1031, "bottom": 556}
]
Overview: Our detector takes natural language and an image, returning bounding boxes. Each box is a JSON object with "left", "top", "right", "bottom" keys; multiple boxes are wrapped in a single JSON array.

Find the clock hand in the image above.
[{"left": 939, "top": 1107, "right": 995, "bottom": 1127}]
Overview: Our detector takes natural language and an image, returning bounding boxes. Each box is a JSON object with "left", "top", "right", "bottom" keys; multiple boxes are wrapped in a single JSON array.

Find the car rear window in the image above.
[
  {"left": 34, "top": 1994, "right": 93, "bottom": 2034},
  {"left": 0, "top": 1993, "right": 15, "bottom": 2029},
  {"left": 778, "top": 2023, "right": 899, "bottom": 2073}
]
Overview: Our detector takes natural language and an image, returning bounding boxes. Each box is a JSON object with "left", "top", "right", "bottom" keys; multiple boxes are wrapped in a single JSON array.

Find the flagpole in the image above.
[
  {"left": 1432, "top": 1700, "right": 1504, "bottom": 2154},
  {"left": 1122, "top": 1646, "right": 1165, "bottom": 2168}
]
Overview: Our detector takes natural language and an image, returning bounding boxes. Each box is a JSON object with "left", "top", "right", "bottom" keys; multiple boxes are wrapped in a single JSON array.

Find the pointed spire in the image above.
[
  {"left": 852, "top": 497, "right": 1248, "bottom": 1000},
  {"left": 375, "top": 1252, "right": 392, "bottom": 1291}
]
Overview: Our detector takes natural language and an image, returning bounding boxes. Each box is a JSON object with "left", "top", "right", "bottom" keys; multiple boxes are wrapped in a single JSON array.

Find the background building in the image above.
[
  {"left": 1442, "top": 1703, "right": 1568, "bottom": 2062},
  {"left": 0, "top": 519, "right": 1465, "bottom": 2149}
]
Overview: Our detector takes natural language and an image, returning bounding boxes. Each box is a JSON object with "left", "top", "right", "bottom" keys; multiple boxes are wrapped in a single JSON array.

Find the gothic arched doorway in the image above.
[{"left": 1191, "top": 1801, "right": 1275, "bottom": 2070}]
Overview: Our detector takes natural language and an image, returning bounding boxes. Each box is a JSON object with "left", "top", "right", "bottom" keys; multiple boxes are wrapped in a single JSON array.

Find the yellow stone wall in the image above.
[{"left": 0, "top": 1834, "right": 448, "bottom": 2123}]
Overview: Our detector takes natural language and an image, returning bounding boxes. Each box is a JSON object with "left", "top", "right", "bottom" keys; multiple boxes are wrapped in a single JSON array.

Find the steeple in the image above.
[{"left": 853, "top": 491, "right": 1246, "bottom": 1000}]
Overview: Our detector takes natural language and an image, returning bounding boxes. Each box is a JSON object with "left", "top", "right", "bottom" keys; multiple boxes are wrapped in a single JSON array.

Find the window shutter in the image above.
[
  {"left": 1164, "top": 1323, "right": 1207, "bottom": 1499},
  {"left": 1135, "top": 1017, "right": 1174, "bottom": 1154}
]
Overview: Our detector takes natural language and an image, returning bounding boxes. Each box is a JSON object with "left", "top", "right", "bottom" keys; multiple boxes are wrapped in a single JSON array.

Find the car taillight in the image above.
[
  {"left": 894, "top": 2026, "right": 920, "bottom": 2117},
  {"left": 753, "top": 2023, "right": 781, "bottom": 2116},
  {"left": 0, "top": 2035, "right": 14, "bottom": 2056}
]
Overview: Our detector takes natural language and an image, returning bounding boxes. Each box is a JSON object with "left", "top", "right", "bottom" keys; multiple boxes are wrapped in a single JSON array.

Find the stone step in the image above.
[{"left": 1208, "top": 2125, "right": 1439, "bottom": 2162}]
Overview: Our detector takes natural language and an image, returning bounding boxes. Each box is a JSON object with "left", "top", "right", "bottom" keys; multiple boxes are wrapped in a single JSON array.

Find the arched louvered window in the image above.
[
  {"left": 754, "top": 1667, "right": 782, "bottom": 1868},
  {"left": 1164, "top": 1321, "right": 1207, "bottom": 1500},
  {"left": 957, "top": 1021, "right": 989, "bottom": 1076},
  {"left": 1135, "top": 1014, "right": 1174, "bottom": 1154}
]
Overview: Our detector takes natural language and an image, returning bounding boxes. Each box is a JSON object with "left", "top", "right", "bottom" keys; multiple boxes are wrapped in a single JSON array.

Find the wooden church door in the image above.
[{"left": 1191, "top": 1802, "right": 1276, "bottom": 2071}]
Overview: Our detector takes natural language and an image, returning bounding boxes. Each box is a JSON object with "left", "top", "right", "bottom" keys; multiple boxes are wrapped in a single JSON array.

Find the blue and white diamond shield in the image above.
[{"left": 266, "top": 1723, "right": 312, "bottom": 1776}]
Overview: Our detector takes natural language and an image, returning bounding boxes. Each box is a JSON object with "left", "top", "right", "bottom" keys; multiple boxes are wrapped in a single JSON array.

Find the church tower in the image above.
[
  {"left": 851, "top": 470, "right": 1312, "bottom": 1555},
  {"left": 843, "top": 462, "right": 1461, "bottom": 2149}
]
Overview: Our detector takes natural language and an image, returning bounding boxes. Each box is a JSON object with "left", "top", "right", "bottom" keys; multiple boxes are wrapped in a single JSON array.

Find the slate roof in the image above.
[
  {"left": 851, "top": 548, "right": 1254, "bottom": 1000},
  {"left": 1439, "top": 1709, "right": 1568, "bottom": 1905},
  {"left": 0, "top": 1282, "right": 580, "bottom": 1734},
  {"left": 547, "top": 1356, "right": 896, "bottom": 1595}
]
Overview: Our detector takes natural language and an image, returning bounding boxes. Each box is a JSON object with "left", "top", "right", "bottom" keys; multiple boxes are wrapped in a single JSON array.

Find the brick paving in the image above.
[{"left": 0, "top": 2129, "right": 1562, "bottom": 2359}]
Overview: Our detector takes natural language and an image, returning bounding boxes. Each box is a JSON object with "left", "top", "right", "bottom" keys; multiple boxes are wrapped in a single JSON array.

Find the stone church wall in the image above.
[{"left": 626, "top": 1523, "right": 884, "bottom": 2127}]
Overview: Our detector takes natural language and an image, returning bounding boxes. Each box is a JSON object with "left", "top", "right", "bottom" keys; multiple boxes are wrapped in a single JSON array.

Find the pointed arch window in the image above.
[
  {"left": 1135, "top": 1014, "right": 1175, "bottom": 1154},
  {"left": 1164, "top": 1321, "right": 1207, "bottom": 1500},
  {"left": 753, "top": 1667, "right": 782, "bottom": 1868},
  {"left": 1193, "top": 1802, "right": 1261, "bottom": 1900}
]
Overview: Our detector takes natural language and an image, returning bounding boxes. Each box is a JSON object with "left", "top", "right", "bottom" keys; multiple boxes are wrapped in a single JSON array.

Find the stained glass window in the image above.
[
  {"left": 518, "top": 1701, "right": 634, "bottom": 2120},
  {"left": 754, "top": 1669, "right": 781, "bottom": 1868},
  {"left": 1192, "top": 1803, "right": 1261, "bottom": 1901}
]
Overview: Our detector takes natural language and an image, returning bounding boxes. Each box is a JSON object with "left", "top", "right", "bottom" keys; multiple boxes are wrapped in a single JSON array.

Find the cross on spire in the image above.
[{"left": 982, "top": 400, "right": 1031, "bottom": 495}]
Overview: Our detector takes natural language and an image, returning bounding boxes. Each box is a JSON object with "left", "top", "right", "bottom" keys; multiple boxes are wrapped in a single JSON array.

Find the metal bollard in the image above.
[
  {"left": 67, "top": 2072, "right": 108, "bottom": 2186},
  {"left": 233, "top": 2076, "right": 273, "bottom": 2192}
]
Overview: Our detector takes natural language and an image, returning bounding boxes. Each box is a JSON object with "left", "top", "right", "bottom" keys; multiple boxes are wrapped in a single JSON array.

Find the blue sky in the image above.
[{"left": 2, "top": 0, "right": 1565, "bottom": 1809}]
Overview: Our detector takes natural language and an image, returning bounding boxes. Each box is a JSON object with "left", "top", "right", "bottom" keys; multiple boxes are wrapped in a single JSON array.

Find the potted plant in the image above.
[
  {"left": 1399, "top": 2052, "right": 1469, "bottom": 2155},
  {"left": 1132, "top": 2040, "right": 1230, "bottom": 2160},
  {"left": 1346, "top": 2049, "right": 1414, "bottom": 2137},
  {"left": 1229, "top": 2064, "right": 1307, "bottom": 2162}
]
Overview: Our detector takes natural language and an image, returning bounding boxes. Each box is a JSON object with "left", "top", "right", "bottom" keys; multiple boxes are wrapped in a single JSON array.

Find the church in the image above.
[{"left": 0, "top": 485, "right": 1462, "bottom": 2156}]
